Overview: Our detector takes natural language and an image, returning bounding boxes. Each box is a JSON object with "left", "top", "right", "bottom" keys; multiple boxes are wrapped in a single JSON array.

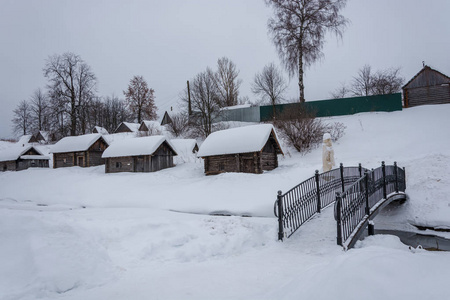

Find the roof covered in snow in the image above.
[
  {"left": 93, "top": 126, "right": 109, "bottom": 135},
  {"left": 115, "top": 122, "right": 140, "bottom": 133},
  {"left": 51, "top": 134, "right": 107, "bottom": 153},
  {"left": 170, "top": 139, "right": 198, "bottom": 154},
  {"left": 0, "top": 145, "right": 47, "bottom": 162},
  {"left": 17, "top": 135, "right": 32, "bottom": 145},
  {"left": 197, "top": 124, "right": 283, "bottom": 157},
  {"left": 102, "top": 136, "right": 177, "bottom": 158}
]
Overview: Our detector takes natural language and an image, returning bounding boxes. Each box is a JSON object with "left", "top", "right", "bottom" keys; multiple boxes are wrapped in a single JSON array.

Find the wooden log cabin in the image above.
[
  {"left": 114, "top": 122, "right": 141, "bottom": 134},
  {"left": 102, "top": 136, "right": 177, "bottom": 173},
  {"left": 403, "top": 65, "right": 450, "bottom": 108},
  {"left": 0, "top": 145, "right": 49, "bottom": 171},
  {"left": 197, "top": 124, "right": 283, "bottom": 175},
  {"left": 51, "top": 134, "right": 109, "bottom": 168}
]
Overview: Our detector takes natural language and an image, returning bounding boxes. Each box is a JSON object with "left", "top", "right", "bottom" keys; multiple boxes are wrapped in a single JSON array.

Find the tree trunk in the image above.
[{"left": 298, "top": 49, "right": 305, "bottom": 103}]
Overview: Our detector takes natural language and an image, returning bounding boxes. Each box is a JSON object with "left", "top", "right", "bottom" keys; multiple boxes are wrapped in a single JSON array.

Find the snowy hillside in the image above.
[{"left": 1, "top": 104, "right": 450, "bottom": 300}]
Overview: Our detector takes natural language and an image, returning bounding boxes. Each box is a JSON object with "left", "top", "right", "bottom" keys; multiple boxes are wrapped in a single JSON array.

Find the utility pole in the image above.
[{"left": 187, "top": 80, "right": 192, "bottom": 116}]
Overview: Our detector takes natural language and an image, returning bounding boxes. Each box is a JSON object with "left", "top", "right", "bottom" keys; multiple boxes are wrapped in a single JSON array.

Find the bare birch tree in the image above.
[
  {"left": 29, "top": 88, "right": 49, "bottom": 132},
  {"left": 12, "top": 100, "right": 32, "bottom": 136},
  {"left": 266, "top": 0, "right": 348, "bottom": 102}
]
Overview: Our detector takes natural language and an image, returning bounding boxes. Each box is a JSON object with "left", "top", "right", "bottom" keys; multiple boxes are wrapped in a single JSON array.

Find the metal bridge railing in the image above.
[
  {"left": 274, "top": 163, "right": 369, "bottom": 240},
  {"left": 334, "top": 162, "right": 406, "bottom": 248}
]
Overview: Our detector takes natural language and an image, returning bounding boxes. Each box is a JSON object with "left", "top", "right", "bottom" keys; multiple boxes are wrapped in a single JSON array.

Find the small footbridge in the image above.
[{"left": 274, "top": 162, "right": 407, "bottom": 250}]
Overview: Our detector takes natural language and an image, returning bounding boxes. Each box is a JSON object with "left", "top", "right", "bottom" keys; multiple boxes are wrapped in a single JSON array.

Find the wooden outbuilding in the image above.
[
  {"left": 52, "top": 134, "right": 109, "bottom": 168},
  {"left": 102, "top": 136, "right": 177, "bottom": 173},
  {"left": 403, "top": 65, "right": 450, "bottom": 108},
  {"left": 29, "top": 131, "right": 56, "bottom": 144},
  {"left": 92, "top": 126, "right": 109, "bottom": 134},
  {"left": 0, "top": 145, "right": 49, "bottom": 171},
  {"left": 138, "top": 120, "right": 163, "bottom": 135},
  {"left": 160, "top": 111, "right": 173, "bottom": 125},
  {"left": 197, "top": 124, "right": 283, "bottom": 175},
  {"left": 114, "top": 122, "right": 141, "bottom": 133}
]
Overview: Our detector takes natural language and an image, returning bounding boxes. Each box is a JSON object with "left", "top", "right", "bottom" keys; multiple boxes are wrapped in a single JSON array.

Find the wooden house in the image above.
[
  {"left": 197, "top": 124, "right": 283, "bottom": 175},
  {"left": 0, "top": 145, "right": 49, "bottom": 171},
  {"left": 161, "top": 111, "right": 173, "bottom": 125},
  {"left": 17, "top": 134, "right": 33, "bottom": 146},
  {"left": 51, "top": 134, "right": 109, "bottom": 168},
  {"left": 102, "top": 136, "right": 177, "bottom": 173},
  {"left": 92, "top": 126, "right": 109, "bottom": 134},
  {"left": 403, "top": 65, "right": 450, "bottom": 108},
  {"left": 29, "top": 131, "right": 56, "bottom": 144},
  {"left": 138, "top": 120, "right": 163, "bottom": 135},
  {"left": 114, "top": 122, "right": 141, "bottom": 133}
]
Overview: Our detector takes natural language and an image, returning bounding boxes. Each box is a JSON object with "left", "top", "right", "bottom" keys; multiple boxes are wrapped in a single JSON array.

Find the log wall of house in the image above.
[
  {"left": 105, "top": 156, "right": 135, "bottom": 173},
  {"left": 261, "top": 138, "right": 278, "bottom": 171},
  {"left": 54, "top": 153, "right": 75, "bottom": 168},
  {"left": 404, "top": 85, "right": 450, "bottom": 107},
  {"left": 1, "top": 161, "right": 17, "bottom": 171},
  {"left": 204, "top": 152, "right": 264, "bottom": 175},
  {"left": 17, "top": 159, "right": 49, "bottom": 170}
]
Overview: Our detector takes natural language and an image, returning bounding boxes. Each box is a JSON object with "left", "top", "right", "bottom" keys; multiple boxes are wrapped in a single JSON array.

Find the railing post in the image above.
[
  {"left": 368, "top": 220, "right": 375, "bottom": 236},
  {"left": 382, "top": 161, "right": 387, "bottom": 199},
  {"left": 315, "top": 170, "right": 321, "bottom": 213},
  {"left": 359, "top": 163, "right": 362, "bottom": 177},
  {"left": 394, "top": 161, "right": 399, "bottom": 193},
  {"left": 335, "top": 192, "right": 343, "bottom": 246},
  {"left": 340, "top": 163, "right": 345, "bottom": 192},
  {"left": 277, "top": 190, "right": 284, "bottom": 241},
  {"left": 365, "top": 171, "right": 370, "bottom": 215}
]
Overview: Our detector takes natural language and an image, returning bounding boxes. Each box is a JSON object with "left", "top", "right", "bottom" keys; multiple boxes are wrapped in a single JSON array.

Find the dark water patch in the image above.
[{"left": 375, "top": 229, "right": 450, "bottom": 251}]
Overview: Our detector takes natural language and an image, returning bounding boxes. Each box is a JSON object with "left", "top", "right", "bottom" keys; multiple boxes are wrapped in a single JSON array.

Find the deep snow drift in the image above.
[{"left": 1, "top": 104, "right": 450, "bottom": 300}]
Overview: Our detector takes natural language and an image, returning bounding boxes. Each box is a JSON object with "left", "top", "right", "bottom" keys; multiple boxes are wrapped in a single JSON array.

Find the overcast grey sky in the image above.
[{"left": 1, "top": 0, "right": 449, "bottom": 139}]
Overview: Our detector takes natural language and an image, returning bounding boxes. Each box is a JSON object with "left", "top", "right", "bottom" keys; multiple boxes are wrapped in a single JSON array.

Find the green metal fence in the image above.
[{"left": 260, "top": 93, "right": 402, "bottom": 121}]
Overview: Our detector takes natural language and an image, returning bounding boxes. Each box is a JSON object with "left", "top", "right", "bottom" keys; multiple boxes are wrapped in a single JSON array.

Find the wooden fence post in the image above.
[
  {"left": 340, "top": 163, "right": 345, "bottom": 192},
  {"left": 394, "top": 161, "right": 399, "bottom": 193},
  {"left": 365, "top": 171, "right": 370, "bottom": 215}
]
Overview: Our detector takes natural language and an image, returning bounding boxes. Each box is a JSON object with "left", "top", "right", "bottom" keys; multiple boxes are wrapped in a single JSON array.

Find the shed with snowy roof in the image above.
[
  {"left": 29, "top": 131, "right": 56, "bottom": 144},
  {"left": 197, "top": 124, "right": 283, "bottom": 175},
  {"left": 114, "top": 122, "right": 141, "bottom": 133},
  {"left": 102, "top": 136, "right": 177, "bottom": 173},
  {"left": 51, "top": 134, "right": 109, "bottom": 168},
  {"left": 138, "top": 120, "right": 163, "bottom": 135},
  {"left": 92, "top": 126, "right": 109, "bottom": 135},
  {"left": 0, "top": 145, "right": 49, "bottom": 171},
  {"left": 403, "top": 65, "right": 450, "bottom": 108}
]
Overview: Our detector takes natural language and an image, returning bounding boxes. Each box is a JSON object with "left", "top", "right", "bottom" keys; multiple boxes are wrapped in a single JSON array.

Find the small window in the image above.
[
  {"left": 218, "top": 162, "right": 225, "bottom": 171},
  {"left": 116, "top": 162, "right": 122, "bottom": 168}
]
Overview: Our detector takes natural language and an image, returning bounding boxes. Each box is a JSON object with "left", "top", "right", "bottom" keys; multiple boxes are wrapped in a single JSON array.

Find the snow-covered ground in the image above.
[{"left": 1, "top": 104, "right": 450, "bottom": 300}]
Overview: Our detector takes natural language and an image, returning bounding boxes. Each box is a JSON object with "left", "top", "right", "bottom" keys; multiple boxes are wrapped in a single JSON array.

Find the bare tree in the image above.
[
  {"left": 266, "top": 0, "right": 348, "bottom": 102},
  {"left": 252, "top": 62, "right": 288, "bottom": 117},
  {"left": 124, "top": 75, "right": 157, "bottom": 123},
  {"left": 350, "top": 64, "right": 373, "bottom": 96},
  {"left": 371, "top": 67, "right": 404, "bottom": 95},
  {"left": 184, "top": 68, "right": 221, "bottom": 137},
  {"left": 103, "top": 95, "right": 131, "bottom": 133},
  {"left": 29, "top": 88, "right": 49, "bottom": 132},
  {"left": 214, "top": 57, "right": 242, "bottom": 107},
  {"left": 166, "top": 112, "right": 189, "bottom": 137},
  {"left": 12, "top": 100, "right": 32, "bottom": 136},
  {"left": 341, "top": 65, "right": 404, "bottom": 97},
  {"left": 330, "top": 82, "right": 350, "bottom": 99},
  {"left": 44, "top": 52, "right": 97, "bottom": 136}
]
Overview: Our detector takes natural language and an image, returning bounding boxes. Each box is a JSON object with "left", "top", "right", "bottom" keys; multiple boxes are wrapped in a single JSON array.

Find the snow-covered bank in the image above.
[{"left": 1, "top": 104, "right": 450, "bottom": 299}]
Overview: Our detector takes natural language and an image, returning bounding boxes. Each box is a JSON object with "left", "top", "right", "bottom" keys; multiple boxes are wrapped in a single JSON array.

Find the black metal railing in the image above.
[
  {"left": 274, "top": 163, "right": 369, "bottom": 240},
  {"left": 334, "top": 162, "right": 406, "bottom": 248}
]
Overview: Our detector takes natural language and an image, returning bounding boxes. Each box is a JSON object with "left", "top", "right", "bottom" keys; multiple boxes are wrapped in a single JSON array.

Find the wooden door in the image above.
[
  {"left": 240, "top": 157, "right": 254, "bottom": 173},
  {"left": 136, "top": 156, "right": 145, "bottom": 172},
  {"left": 77, "top": 156, "right": 84, "bottom": 167}
]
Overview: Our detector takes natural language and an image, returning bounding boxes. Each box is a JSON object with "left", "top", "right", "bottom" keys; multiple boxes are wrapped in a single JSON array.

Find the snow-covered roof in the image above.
[
  {"left": 102, "top": 136, "right": 177, "bottom": 158},
  {"left": 51, "top": 134, "right": 107, "bottom": 153},
  {"left": 102, "top": 132, "right": 136, "bottom": 146},
  {"left": 197, "top": 124, "right": 283, "bottom": 157},
  {"left": 17, "top": 135, "right": 32, "bottom": 145},
  {"left": 140, "top": 120, "right": 162, "bottom": 130},
  {"left": 38, "top": 131, "right": 50, "bottom": 141},
  {"left": 170, "top": 139, "right": 198, "bottom": 154},
  {"left": 220, "top": 104, "right": 252, "bottom": 111},
  {"left": 0, "top": 145, "right": 46, "bottom": 162},
  {"left": 93, "top": 126, "right": 109, "bottom": 135},
  {"left": 115, "top": 122, "right": 140, "bottom": 133}
]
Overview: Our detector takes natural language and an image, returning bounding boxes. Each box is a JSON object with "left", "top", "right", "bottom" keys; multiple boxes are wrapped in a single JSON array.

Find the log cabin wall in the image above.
[
  {"left": 53, "top": 153, "right": 75, "bottom": 168},
  {"left": 105, "top": 156, "right": 135, "bottom": 173},
  {"left": 1, "top": 161, "right": 17, "bottom": 171},
  {"left": 403, "top": 66, "right": 450, "bottom": 108}
]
